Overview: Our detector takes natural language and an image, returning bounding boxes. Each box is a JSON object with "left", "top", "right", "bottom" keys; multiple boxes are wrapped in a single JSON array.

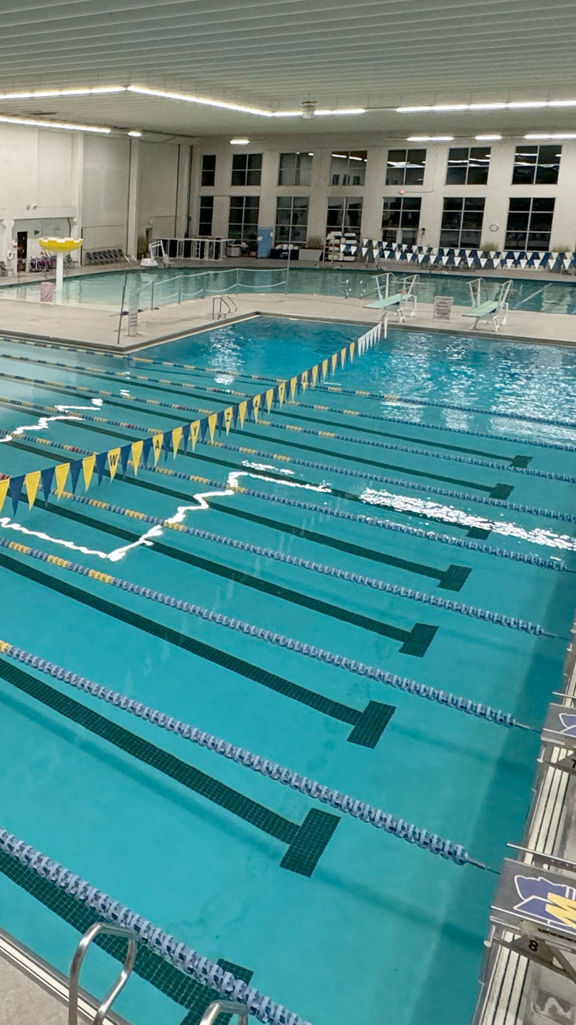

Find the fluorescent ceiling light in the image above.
[
  {"left": 314, "top": 107, "right": 366, "bottom": 116},
  {"left": 0, "top": 114, "right": 110, "bottom": 133},
  {"left": 230, "top": 138, "right": 249, "bottom": 144},
  {"left": 525, "top": 132, "right": 576, "bottom": 139},
  {"left": 128, "top": 84, "right": 271, "bottom": 117},
  {"left": 0, "top": 85, "right": 124, "bottom": 100},
  {"left": 475, "top": 134, "right": 502, "bottom": 140},
  {"left": 398, "top": 98, "right": 576, "bottom": 113},
  {"left": 407, "top": 135, "right": 454, "bottom": 141},
  {"left": 128, "top": 130, "right": 142, "bottom": 137}
]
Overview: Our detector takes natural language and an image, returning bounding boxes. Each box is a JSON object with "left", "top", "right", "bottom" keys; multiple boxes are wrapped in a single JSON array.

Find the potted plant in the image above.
[{"left": 299, "top": 235, "right": 324, "bottom": 263}]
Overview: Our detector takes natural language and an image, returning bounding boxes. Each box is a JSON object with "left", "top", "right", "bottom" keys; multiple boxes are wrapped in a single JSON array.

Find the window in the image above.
[
  {"left": 440, "top": 198, "right": 485, "bottom": 248},
  {"left": 231, "top": 153, "right": 262, "bottom": 186},
  {"left": 446, "top": 147, "right": 490, "bottom": 185},
  {"left": 275, "top": 196, "right": 309, "bottom": 243},
  {"left": 381, "top": 197, "right": 422, "bottom": 244},
  {"left": 512, "top": 145, "right": 560, "bottom": 185},
  {"left": 385, "top": 149, "right": 426, "bottom": 186},
  {"left": 326, "top": 197, "right": 363, "bottom": 234},
  {"left": 228, "top": 196, "right": 260, "bottom": 241},
  {"left": 201, "top": 154, "right": 216, "bottom": 187},
  {"left": 329, "top": 151, "right": 367, "bottom": 186},
  {"left": 198, "top": 196, "right": 214, "bottom": 237},
  {"left": 278, "top": 152, "right": 313, "bottom": 186},
  {"left": 505, "top": 197, "right": 555, "bottom": 250}
]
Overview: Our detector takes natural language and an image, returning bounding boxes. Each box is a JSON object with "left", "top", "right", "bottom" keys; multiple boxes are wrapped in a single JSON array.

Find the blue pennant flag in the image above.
[
  {"left": 8, "top": 475, "right": 24, "bottom": 514},
  {"left": 40, "top": 466, "right": 55, "bottom": 502},
  {"left": 142, "top": 437, "right": 153, "bottom": 465},
  {"left": 120, "top": 444, "right": 131, "bottom": 473},
  {"left": 95, "top": 451, "right": 108, "bottom": 483},
  {"left": 69, "top": 460, "right": 83, "bottom": 494}
]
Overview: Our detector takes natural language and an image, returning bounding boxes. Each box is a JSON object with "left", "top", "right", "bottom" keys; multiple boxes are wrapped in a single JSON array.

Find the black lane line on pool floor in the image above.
[
  {"left": 0, "top": 835, "right": 255, "bottom": 1023},
  {"left": 0, "top": 657, "right": 340, "bottom": 876},
  {"left": 0, "top": 348, "right": 533, "bottom": 465},
  {"left": 29, "top": 491, "right": 437, "bottom": 657},
  {"left": 1, "top": 430, "right": 473, "bottom": 594},
  {"left": 0, "top": 547, "right": 395, "bottom": 748}
]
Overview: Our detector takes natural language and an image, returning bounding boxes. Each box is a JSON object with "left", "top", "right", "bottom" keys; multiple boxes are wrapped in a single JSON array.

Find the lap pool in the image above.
[{"left": 0, "top": 315, "right": 574, "bottom": 1025}]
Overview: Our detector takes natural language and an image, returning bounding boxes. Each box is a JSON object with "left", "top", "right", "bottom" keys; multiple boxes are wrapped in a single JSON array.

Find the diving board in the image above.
[
  {"left": 366, "top": 273, "right": 419, "bottom": 335},
  {"left": 464, "top": 278, "right": 512, "bottom": 332}
]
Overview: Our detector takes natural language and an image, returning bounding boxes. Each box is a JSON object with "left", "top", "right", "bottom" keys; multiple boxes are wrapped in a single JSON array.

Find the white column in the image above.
[
  {"left": 54, "top": 251, "right": 65, "bottom": 302},
  {"left": 174, "top": 144, "right": 192, "bottom": 236},
  {"left": 69, "top": 134, "right": 84, "bottom": 264},
  {"left": 126, "top": 138, "right": 140, "bottom": 259}
]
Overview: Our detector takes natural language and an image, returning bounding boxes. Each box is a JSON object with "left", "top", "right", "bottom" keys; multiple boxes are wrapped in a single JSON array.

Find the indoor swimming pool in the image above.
[
  {"left": 3, "top": 266, "right": 576, "bottom": 315},
  {"left": 0, "top": 316, "right": 575, "bottom": 1025}
]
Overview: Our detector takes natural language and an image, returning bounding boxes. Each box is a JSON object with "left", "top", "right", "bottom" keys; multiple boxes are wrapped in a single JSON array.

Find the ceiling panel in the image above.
[{"left": 0, "top": 0, "right": 574, "bottom": 137}]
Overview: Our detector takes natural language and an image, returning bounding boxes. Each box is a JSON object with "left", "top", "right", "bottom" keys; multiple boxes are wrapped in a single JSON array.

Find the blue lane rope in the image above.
[
  {"left": 49, "top": 493, "right": 552, "bottom": 637},
  {"left": 0, "top": 642, "right": 474, "bottom": 866},
  {"left": 0, "top": 827, "right": 310, "bottom": 1025},
  {"left": 0, "top": 536, "right": 528, "bottom": 725}
]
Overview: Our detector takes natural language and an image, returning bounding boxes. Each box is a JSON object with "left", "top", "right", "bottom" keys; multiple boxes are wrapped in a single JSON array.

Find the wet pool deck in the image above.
[{"left": 0, "top": 288, "right": 574, "bottom": 351}]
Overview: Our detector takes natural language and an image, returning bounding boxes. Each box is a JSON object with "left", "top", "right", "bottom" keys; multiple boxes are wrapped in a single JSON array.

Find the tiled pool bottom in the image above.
[{"left": 0, "top": 317, "right": 575, "bottom": 1025}]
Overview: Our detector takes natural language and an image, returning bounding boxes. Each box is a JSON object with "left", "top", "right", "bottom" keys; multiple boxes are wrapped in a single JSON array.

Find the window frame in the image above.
[
  {"left": 385, "top": 148, "right": 427, "bottom": 186},
  {"left": 505, "top": 196, "right": 556, "bottom": 250},
  {"left": 445, "top": 146, "right": 491, "bottom": 186},
  {"left": 439, "top": 197, "right": 486, "bottom": 248},
  {"left": 381, "top": 196, "right": 422, "bottom": 244},
  {"left": 278, "top": 152, "right": 313, "bottom": 187},
  {"left": 512, "top": 144, "right": 561, "bottom": 186},
  {"left": 228, "top": 195, "right": 260, "bottom": 242},
  {"left": 326, "top": 196, "right": 363, "bottom": 235},
  {"left": 274, "top": 195, "right": 309, "bottom": 244},
  {"left": 201, "top": 154, "right": 216, "bottom": 187},
  {"left": 329, "top": 151, "right": 367, "bottom": 187},
  {"left": 198, "top": 195, "right": 214, "bottom": 237},
  {"left": 230, "top": 152, "right": 263, "bottom": 187}
]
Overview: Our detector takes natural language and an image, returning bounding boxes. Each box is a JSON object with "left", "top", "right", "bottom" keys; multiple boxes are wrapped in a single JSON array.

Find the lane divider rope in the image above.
[
  {"left": 0, "top": 536, "right": 527, "bottom": 725},
  {"left": 0, "top": 826, "right": 310, "bottom": 1025},
  {"left": 0, "top": 640, "right": 479, "bottom": 867}
]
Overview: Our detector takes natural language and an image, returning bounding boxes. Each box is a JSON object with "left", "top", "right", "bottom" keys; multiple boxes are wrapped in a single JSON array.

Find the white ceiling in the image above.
[{"left": 1, "top": 0, "right": 576, "bottom": 138}]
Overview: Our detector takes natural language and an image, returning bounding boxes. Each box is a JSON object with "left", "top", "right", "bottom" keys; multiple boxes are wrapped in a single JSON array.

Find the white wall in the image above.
[{"left": 190, "top": 131, "right": 576, "bottom": 251}]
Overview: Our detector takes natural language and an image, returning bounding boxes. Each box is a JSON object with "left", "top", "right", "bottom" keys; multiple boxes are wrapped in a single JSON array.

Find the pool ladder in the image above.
[
  {"left": 67, "top": 923, "right": 251, "bottom": 1024},
  {"left": 211, "top": 294, "right": 238, "bottom": 320}
]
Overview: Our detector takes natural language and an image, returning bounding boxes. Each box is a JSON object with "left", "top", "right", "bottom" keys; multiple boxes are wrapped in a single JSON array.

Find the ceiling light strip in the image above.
[
  {"left": 0, "top": 115, "right": 110, "bottom": 134},
  {"left": 398, "top": 99, "right": 576, "bottom": 113}
]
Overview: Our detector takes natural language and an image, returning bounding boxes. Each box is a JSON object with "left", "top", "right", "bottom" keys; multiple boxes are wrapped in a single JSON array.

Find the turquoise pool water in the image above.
[
  {"left": 0, "top": 316, "right": 575, "bottom": 1025},
  {"left": 3, "top": 266, "right": 576, "bottom": 314}
]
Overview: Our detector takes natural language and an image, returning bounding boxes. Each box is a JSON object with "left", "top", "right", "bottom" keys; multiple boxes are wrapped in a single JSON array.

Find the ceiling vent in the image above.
[{"left": 301, "top": 100, "right": 317, "bottom": 119}]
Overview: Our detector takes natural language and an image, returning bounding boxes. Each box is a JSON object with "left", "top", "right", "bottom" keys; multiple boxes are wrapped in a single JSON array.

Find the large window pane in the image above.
[
  {"left": 386, "top": 148, "right": 426, "bottom": 186},
  {"left": 274, "top": 196, "right": 309, "bottom": 242},
  {"left": 326, "top": 197, "right": 363, "bottom": 234},
  {"left": 198, "top": 196, "right": 213, "bottom": 236},
  {"left": 505, "top": 197, "right": 555, "bottom": 249},
  {"left": 201, "top": 154, "right": 216, "bottom": 187},
  {"left": 278, "top": 152, "right": 313, "bottom": 186},
  {"left": 381, "top": 196, "right": 422, "bottom": 243},
  {"left": 231, "top": 153, "right": 262, "bottom": 187},
  {"left": 446, "top": 147, "right": 490, "bottom": 185},
  {"left": 228, "top": 195, "right": 260, "bottom": 240},
  {"left": 439, "top": 197, "right": 485, "bottom": 247},
  {"left": 512, "top": 145, "right": 560, "bottom": 185},
  {"left": 329, "top": 151, "right": 367, "bottom": 186}
]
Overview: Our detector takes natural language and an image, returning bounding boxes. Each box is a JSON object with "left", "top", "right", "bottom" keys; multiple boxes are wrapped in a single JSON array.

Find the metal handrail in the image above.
[
  {"left": 211, "top": 293, "right": 238, "bottom": 320},
  {"left": 198, "top": 999, "right": 250, "bottom": 1024},
  {"left": 68, "top": 922, "right": 138, "bottom": 1025}
]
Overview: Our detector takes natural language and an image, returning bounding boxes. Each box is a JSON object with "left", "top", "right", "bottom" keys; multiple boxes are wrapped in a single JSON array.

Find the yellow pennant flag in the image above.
[
  {"left": 330, "top": 353, "right": 338, "bottom": 373},
  {"left": 340, "top": 347, "right": 347, "bottom": 368},
  {"left": 321, "top": 359, "right": 329, "bottom": 379},
  {"left": 131, "top": 440, "right": 143, "bottom": 476},
  {"left": 223, "top": 407, "right": 234, "bottom": 435},
  {"left": 82, "top": 454, "right": 95, "bottom": 491},
  {"left": 265, "top": 389, "right": 274, "bottom": 412},
  {"left": 251, "top": 394, "right": 261, "bottom": 421},
  {"left": 152, "top": 433, "right": 163, "bottom": 466},
  {"left": 189, "top": 421, "right": 200, "bottom": 450},
  {"left": 107, "top": 448, "right": 121, "bottom": 480},
  {"left": 277, "top": 380, "right": 286, "bottom": 406},
  {"left": 54, "top": 462, "right": 70, "bottom": 498},
  {"left": 349, "top": 340, "right": 356, "bottom": 361},
  {"left": 0, "top": 477, "right": 9, "bottom": 514},
  {"left": 300, "top": 369, "right": 308, "bottom": 391},
  {"left": 237, "top": 401, "right": 247, "bottom": 428},
  {"left": 208, "top": 412, "right": 218, "bottom": 442},
  {"left": 171, "top": 426, "right": 183, "bottom": 457},
  {"left": 289, "top": 376, "right": 298, "bottom": 401},
  {"left": 311, "top": 364, "right": 319, "bottom": 387},
  {"left": 24, "top": 470, "right": 41, "bottom": 509}
]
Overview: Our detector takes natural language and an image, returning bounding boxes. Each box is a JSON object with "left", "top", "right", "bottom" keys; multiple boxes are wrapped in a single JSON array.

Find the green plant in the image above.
[
  {"left": 306, "top": 235, "right": 324, "bottom": 249},
  {"left": 480, "top": 241, "right": 499, "bottom": 253},
  {"left": 136, "top": 234, "right": 148, "bottom": 259},
  {"left": 551, "top": 242, "right": 572, "bottom": 253}
]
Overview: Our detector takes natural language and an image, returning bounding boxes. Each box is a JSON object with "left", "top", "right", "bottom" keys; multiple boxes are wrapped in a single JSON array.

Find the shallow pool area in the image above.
[
  {"left": 0, "top": 316, "right": 575, "bottom": 1025},
  {"left": 4, "top": 266, "right": 576, "bottom": 317}
]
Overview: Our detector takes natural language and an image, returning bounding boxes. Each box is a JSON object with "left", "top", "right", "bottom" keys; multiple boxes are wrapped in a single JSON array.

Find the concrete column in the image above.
[
  {"left": 174, "top": 144, "right": 192, "bottom": 236},
  {"left": 126, "top": 138, "right": 140, "bottom": 259}
]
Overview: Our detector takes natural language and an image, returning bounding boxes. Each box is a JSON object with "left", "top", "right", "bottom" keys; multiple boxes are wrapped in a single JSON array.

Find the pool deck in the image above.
[{"left": 0, "top": 290, "right": 574, "bottom": 351}]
